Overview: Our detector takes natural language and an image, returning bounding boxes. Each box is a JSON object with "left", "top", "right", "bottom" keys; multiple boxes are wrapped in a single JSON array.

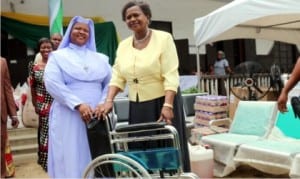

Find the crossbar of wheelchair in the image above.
[
  {"left": 110, "top": 127, "right": 171, "bottom": 135},
  {"left": 111, "top": 134, "right": 177, "bottom": 144},
  {"left": 109, "top": 125, "right": 182, "bottom": 155}
]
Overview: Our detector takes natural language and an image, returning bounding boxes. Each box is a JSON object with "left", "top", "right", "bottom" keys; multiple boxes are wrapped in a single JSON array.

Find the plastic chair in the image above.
[
  {"left": 234, "top": 104, "right": 300, "bottom": 177},
  {"left": 201, "top": 101, "right": 278, "bottom": 177},
  {"left": 291, "top": 153, "right": 300, "bottom": 178}
]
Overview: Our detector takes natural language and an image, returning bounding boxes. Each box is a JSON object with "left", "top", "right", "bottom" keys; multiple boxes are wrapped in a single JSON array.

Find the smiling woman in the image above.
[
  {"left": 100, "top": 0, "right": 191, "bottom": 173},
  {"left": 28, "top": 37, "right": 53, "bottom": 172},
  {"left": 70, "top": 23, "right": 90, "bottom": 46},
  {"left": 43, "top": 16, "right": 112, "bottom": 178}
]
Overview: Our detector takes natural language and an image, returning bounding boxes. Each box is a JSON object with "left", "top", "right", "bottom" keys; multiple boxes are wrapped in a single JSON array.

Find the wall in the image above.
[{"left": 1, "top": 0, "right": 229, "bottom": 49}]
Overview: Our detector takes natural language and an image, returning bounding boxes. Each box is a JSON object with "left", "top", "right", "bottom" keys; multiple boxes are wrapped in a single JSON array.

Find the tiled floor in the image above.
[{"left": 14, "top": 159, "right": 289, "bottom": 178}]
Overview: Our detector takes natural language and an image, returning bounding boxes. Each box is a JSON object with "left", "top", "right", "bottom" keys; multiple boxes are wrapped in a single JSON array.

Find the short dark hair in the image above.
[
  {"left": 121, "top": 0, "right": 152, "bottom": 21},
  {"left": 37, "top": 37, "right": 53, "bottom": 51}
]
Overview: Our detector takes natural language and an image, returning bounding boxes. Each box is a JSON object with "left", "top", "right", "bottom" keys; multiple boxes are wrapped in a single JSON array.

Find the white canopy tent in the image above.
[{"left": 193, "top": 0, "right": 300, "bottom": 89}]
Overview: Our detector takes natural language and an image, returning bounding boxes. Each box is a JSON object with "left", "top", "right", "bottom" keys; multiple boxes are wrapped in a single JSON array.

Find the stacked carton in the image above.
[
  {"left": 194, "top": 95, "right": 228, "bottom": 126},
  {"left": 190, "top": 95, "right": 229, "bottom": 144}
]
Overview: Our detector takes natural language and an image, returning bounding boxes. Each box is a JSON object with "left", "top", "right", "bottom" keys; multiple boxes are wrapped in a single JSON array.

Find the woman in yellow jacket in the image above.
[{"left": 100, "top": 0, "right": 190, "bottom": 172}]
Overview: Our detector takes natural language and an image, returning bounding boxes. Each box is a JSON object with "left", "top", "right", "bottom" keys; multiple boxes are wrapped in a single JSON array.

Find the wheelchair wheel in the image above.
[{"left": 82, "top": 153, "right": 152, "bottom": 178}]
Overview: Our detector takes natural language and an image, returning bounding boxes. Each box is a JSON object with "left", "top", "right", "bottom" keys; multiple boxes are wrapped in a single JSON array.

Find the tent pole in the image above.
[{"left": 196, "top": 46, "right": 201, "bottom": 92}]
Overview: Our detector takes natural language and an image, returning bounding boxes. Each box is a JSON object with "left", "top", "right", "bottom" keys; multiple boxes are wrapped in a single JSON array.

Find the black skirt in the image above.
[{"left": 129, "top": 89, "right": 191, "bottom": 172}]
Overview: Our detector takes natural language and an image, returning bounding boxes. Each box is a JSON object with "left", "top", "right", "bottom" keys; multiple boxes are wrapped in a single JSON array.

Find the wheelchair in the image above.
[{"left": 82, "top": 114, "right": 198, "bottom": 178}]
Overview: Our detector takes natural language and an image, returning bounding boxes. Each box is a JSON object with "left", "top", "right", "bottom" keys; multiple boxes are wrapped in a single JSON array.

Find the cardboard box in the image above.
[{"left": 194, "top": 104, "right": 228, "bottom": 113}]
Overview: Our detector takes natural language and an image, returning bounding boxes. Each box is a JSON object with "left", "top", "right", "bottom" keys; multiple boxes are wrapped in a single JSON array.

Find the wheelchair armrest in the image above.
[{"left": 115, "top": 122, "right": 166, "bottom": 132}]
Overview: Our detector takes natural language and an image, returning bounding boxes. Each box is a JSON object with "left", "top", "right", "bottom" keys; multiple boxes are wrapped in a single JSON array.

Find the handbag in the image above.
[
  {"left": 5, "top": 136, "right": 15, "bottom": 177},
  {"left": 22, "top": 88, "right": 39, "bottom": 128}
]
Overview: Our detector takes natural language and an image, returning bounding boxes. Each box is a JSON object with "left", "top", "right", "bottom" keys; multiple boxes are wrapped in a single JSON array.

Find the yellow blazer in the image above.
[{"left": 110, "top": 29, "right": 179, "bottom": 102}]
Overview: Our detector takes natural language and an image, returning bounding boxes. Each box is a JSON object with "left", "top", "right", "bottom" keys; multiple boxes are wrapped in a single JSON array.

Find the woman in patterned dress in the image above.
[{"left": 29, "top": 38, "right": 53, "bottom": 171}]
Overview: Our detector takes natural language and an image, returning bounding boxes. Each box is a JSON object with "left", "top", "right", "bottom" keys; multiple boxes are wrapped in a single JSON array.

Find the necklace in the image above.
[{"left": 134, "top": 29, "right": 150, "bottom": 44}]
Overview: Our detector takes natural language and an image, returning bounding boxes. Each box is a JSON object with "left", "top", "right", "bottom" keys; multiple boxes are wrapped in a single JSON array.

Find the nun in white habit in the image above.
[{"left": 44, "top": 16, "right": 112, "bottom": 178}]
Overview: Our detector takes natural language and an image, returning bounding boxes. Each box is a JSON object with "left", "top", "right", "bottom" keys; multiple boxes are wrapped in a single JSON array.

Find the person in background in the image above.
[
  {"left": 34, "top": 33, "right": 62, "bottom": 64},
  {"left": 99, "top": 0, "right": 191, "bottom": 172},
  {"left": 1, "top": 57, "right": 19, "bottom": 178},
  {"left": 44, "top": 16, "right": 112, "bottom": 178},
  {"left": 214, "top": 50, "right": 233, "bottom": 95},
  {"left": 278, "top": 56, "right": 300, "bottom": 112},
  {"left": 214, "top": 50, "right": 233, "bottom": 76},
  {"left": 29, "top": 38, "right": 54, "bottom": 171}
]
